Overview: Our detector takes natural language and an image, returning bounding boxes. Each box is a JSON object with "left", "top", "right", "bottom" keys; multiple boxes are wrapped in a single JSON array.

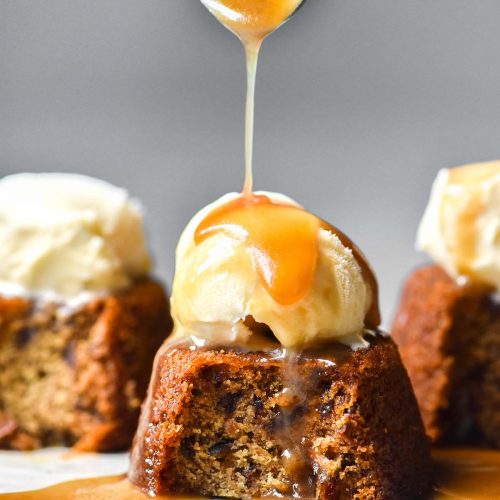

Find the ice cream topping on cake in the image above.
[
  {"left": 167, "top": 0, "right": 381, "bottom": 350},
  {"left": 0, "top": 173, "right": 151, "bottom": 300},
  {"left": 418, "top": 161, "right": 500, "bottom": 289},
  {"left": 171, "top": 191, "right": 379, "bottom": 348}
]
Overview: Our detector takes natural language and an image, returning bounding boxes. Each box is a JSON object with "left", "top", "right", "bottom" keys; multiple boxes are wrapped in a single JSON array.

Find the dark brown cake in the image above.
[
  {"left": 129, "top": 334, "right": 432, "bottom": 499},
  {"left": 0, "top": 279, "right": 172, "bottom": 451},
  {"left": 392, "top": 264, "right": 500, "bottom": 447}
]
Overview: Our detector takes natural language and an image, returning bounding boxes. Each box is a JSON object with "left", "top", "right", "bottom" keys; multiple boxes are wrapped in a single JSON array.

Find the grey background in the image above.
[{"left": 1, "top": 0, "right": 500, "bottom": 325}]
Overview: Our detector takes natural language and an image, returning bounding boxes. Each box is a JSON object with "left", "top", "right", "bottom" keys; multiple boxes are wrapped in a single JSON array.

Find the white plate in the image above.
[{"left": 0, "top": 448, "right": 129, "bottom": 493}]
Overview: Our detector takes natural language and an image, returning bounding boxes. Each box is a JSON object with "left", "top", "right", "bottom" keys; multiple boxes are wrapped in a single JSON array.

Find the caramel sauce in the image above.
[
  {"left": 4, "top": 448, "right": 500, "bottom": 499},
  {"left": 195, "top": 193, "right": 381, "bottom": 324},
  {"left": 195, "top": 193, "right": 320, "bottom": 304},
  {"left": 433, "top": 448, "right": 500, "bottom": 499},
  {"left": 201, "top": 0, "right": 304, "bottom": 196},
  {"left": 0, "top": 475, "right": 194, "bottom": 499}
]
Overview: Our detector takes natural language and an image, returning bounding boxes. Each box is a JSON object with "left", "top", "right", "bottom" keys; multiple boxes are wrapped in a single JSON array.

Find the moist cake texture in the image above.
[
  {"left": 129, "top": 334, "right": 432, "bottom": 499},
  {"left": 0, "top": 279, "right": 172, "bottom": 451},
  {"left": 392, "top": 264, "right": 500, "bottom": 447}
]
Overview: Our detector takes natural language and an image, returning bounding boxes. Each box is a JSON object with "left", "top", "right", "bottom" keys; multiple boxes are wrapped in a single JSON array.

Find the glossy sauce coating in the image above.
[
  {"left": 195, "top": 193, "right": 381, "bottom": 325},
  {"left": 195, "top": 193, "right": 320, "bottom": 305},
  {"left": 4, "top": 448, "right": 500, "bottom": 499},
  {"left": 433, "top": 448, "right": 500, "bottom": 499}
]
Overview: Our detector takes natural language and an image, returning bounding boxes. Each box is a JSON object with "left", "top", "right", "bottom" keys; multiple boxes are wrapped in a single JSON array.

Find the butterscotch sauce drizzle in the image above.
[
  {"left": 242, "top": 41, "right": 260, "bottom": 196},
  {"left": 195, "top": 193, "right": 320, "bottom": 305},
  {"left": 4, "top": 448, "right": 500, "bottom": 499},
  {"left": 195, "top": 193, "right": 381, "bottom": 323},
  {"left": 201, "top": 0, "right": 304, "bottom": 197}
]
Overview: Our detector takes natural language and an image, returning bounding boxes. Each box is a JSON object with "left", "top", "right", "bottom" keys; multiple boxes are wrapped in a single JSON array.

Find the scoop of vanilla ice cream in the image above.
[
  {"left": 0, "top": 173, "right": 151, "bottom": 299},
  {"left": 171, "top": 192, "right": 374, "bottom": 348},
  {"left": 417, "top": 161, "right": 500, "bottom": 289}
]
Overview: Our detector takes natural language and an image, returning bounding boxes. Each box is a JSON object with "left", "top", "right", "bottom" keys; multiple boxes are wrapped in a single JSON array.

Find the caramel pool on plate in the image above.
[{"left": 4, "top": 448, "right": 500, "bottom": 499}]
